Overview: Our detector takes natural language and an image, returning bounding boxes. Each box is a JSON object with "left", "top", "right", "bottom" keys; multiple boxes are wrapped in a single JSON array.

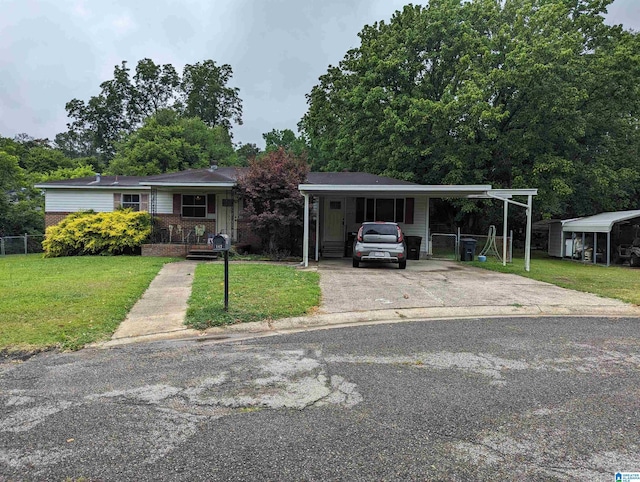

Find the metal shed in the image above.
[{"left": 560, "top": 210, "right": 640, "bottom": 266}]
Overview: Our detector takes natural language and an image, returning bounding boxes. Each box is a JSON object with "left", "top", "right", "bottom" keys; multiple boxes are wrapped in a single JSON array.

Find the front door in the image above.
[{"left": 324, "top": 198, "right": 344, "bottom": 243}]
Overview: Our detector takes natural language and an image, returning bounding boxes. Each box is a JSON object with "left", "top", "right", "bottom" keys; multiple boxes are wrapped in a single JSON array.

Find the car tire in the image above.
[
  {"left": 398, "top": 260, "right": 407, "bottom": 270},
  {"left": 353, "top": 258, "right": 360, "bottom": 268},
  {"left": 631, "top": 253, "right": 639, "bottom": 267}
]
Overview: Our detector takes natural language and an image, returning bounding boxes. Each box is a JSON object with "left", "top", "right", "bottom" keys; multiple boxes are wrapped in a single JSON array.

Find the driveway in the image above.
[{"left": 317, "top": 258, "right": 633, "bottom": 315}]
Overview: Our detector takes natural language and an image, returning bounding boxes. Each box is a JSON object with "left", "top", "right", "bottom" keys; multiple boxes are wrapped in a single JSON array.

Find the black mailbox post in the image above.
[{"left": 211, "top": 234, "right": 231, "bottom": 310}]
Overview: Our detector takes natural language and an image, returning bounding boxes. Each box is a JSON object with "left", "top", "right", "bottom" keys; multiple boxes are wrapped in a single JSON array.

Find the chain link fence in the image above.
[{"left": 1, "top": 235, "right": 44, "bottom": 256}]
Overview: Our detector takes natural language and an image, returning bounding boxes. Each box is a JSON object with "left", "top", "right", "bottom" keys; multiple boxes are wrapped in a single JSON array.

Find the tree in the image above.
[
  {"left": 236, "top": 148, "right": 309, "bottom": 257},
  {"left": 107, "top": 109, "right": 237, "bottom": 175},
  {"left": 61, "top": 58, "right": 242, "bottom": 161},
  {"left": 180, "top": 60, "right": 243, "bottom": 130},
  {"left": 262, "top": 129, "right": 309, "bottom": 157},
  {"left": 235, "top": 142, "right": 261, "bottom": 165},
  {"left": 300, "top": 0, "right": 640, "bottom": 222}
]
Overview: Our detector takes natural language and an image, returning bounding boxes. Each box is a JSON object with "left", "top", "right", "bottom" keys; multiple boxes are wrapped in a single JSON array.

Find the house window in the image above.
[
  {"left": 182, "top": 194, "right": 207, "bottom": 218},
  {"left": 122, "top": 194, "right": 140, "bottom": 211},
  {"left": 355, "top": 198, "right": 406, "bottom": 223}
]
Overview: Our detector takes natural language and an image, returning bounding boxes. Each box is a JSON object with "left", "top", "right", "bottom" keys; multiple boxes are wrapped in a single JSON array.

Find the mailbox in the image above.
[{"left": 211, "top": 233, "right": 231, "bottom": 252}]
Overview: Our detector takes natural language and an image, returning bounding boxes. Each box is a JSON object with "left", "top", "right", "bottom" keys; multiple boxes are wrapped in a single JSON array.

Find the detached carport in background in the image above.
[
  {"left": 298, "top": 182, "right": 538, "bottom": 271},
  {"left": 557, "top": 210, "right": 640, "bottom": 266}
]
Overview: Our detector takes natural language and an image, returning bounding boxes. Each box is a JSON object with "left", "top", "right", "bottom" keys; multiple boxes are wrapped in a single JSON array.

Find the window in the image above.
[
  {"left": 182, "top": 194, "right": 207, "bottom": 218},
  {"left": 122, "top": 194, "right": 140, "bottom": 211},
  {"left": 355, "top": 198, "right": 406, "bottom": 223}
]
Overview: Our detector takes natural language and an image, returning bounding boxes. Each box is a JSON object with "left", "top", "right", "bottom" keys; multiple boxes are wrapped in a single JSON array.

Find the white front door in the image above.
[{"left": 324, "top": 198, "right": 344, "bottom": 243}]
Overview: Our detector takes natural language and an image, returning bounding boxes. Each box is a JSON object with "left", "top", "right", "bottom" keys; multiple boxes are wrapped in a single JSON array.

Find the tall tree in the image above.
[
  {"left": 107, "top": 109, "right": 238, "bottom": 175},
  {"left": 300, "top": 0, "right": 640, "bottom": 221},
  {"left": 62, "top": 58, "right": 242, "bottom": 161},
  {"left": 180, "top": 60, "right": 243, "bottom": 130}
]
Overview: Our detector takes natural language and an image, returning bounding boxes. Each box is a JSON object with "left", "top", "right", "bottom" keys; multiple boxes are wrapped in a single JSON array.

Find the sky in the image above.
[{"left": 1, "top": 0, "right": 639, "bottom": 149}]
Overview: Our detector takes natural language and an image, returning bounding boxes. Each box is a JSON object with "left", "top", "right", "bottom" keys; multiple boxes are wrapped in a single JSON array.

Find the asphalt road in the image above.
[{"left": 1, "top": 316, "right": 639, "bottom": 481}]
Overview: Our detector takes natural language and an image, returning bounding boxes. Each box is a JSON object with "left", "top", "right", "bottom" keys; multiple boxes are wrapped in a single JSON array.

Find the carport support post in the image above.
[
  {"left": 303, "top": 193, "right": 309, "bottom": 267},
  {"left": 315, "top": 197, "right": 320, "bottom": 262},
  {"left": 524, "top": 194, "right": 532, "bottom": 272},
  {"left": 502, "top": 198, "right": 508, "bottom": 267},
  {"left": 425, "top": 197, "right": 431, "bottom": 256},
  {"left": 593, "top": 232, "right": 597, "bottom": 265}
]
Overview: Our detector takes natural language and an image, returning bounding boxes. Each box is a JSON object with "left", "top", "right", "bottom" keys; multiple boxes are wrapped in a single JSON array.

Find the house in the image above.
[{"left": 36, "top": 168, "right": 538, "bottom": 269}]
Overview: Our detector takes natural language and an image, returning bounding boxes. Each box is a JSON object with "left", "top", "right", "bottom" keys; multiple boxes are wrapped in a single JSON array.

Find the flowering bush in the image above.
[{"left": 43, "top": 209, "right": 151, "bottom": 257}]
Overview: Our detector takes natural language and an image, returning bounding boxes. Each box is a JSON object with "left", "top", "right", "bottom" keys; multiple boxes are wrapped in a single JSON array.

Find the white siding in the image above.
[
  {"left": 45, "top": 189, "right": 118, "bottom": 212},
  {"left": 398, "top": 196, "right": 428, "bottom": 252}
]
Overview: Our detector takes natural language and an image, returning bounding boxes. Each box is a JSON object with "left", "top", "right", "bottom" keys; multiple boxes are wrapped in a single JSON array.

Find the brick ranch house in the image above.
[{"left": 36, "top": 167, "right": 537, "bottom": 269}]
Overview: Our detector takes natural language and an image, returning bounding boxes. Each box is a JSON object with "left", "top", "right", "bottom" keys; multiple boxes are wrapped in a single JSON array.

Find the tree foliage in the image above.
[
  {"left": 107, "top": 110, "right": 238, "bottom": 175},
  {"left": 300, "top": 0, "right": 640, "bottom": 221},
  {"left": 236, "top": 148, "right": 310, "bottom": 257},
  {"left": 63, "top": 58, "right": 242, "bottom": 161}
]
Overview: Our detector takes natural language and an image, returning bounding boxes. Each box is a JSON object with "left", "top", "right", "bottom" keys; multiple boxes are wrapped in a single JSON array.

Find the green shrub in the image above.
[{"left": 43, "top": 210, "right": 151, "bottom": 257}]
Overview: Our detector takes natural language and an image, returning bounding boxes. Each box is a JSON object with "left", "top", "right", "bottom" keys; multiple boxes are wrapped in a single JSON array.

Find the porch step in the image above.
[
  {"left": 322, "top": 242, "right": 345, "bottom": 258},
  {"left": 186, "top": 249, "right": 218, "bottom": 261}
]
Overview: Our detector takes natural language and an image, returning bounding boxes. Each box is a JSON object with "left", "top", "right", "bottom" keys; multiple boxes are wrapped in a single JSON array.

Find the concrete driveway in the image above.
[{"left": 317, "top": 258, "right": 635, "bottom": 317}]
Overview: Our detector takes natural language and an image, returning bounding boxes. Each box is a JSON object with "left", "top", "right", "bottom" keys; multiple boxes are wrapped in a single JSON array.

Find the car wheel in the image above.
[
  {"left": 353, "top": 258, "right": 360, "bottom": 268},
  {"left": 398, "top": 260, "right": 407, "bottom": 270},
  {"left": 631, "top": 253, "right": 639, "bottom": 267}
]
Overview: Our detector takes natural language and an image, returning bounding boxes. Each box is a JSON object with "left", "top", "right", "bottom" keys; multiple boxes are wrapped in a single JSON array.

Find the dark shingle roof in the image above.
[{"left": 36, "top": 168, "right": 415, "bottom": 188}]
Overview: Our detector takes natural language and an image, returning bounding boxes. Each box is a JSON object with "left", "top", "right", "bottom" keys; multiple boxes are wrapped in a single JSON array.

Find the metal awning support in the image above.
[{"left": 488, "top": 192, "right": 534, "bottom": 272}]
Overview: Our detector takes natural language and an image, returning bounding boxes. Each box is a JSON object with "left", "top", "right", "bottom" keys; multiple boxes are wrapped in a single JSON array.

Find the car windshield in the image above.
[{"left": 363, "top": 224, "right": 397, "bottom": 236}]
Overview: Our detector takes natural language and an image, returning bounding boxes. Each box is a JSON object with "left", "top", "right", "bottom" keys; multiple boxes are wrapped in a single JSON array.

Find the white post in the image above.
[
  {"left": 457, "top": 226, "right": 461, "bottom": 261},
  {"left": 315, "top": 197, "right": 320, "bottom": 262},
  {"left": 581, "top": 232, "right": 585, "bottom": 262},
  {"left": 509, "top": 229, "right": 513, "bottom": 263},
  {"left": 524, "top": 195, "right": 532, "bottom": 272},
  {"left": 592, "top": 232, "right": 597, "bottom": 265},
  {"left": 425, "top": 197, "right": 431, "bottom": 256},
  {"left": 303, "top": 194, "right": 309, "bottom": 267},
  {"left": 606, "top": 231, "right": 611, "bottom": 266},
  {"left": 24, "top": 233, "right": 28, "bottom": 255},
  {"left": 502, "top": 198, "right": 508, "bottom": 266}
]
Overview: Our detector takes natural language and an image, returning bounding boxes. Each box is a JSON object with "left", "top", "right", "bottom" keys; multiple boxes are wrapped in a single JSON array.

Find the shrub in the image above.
[{"left": 43, "top": 210, "right": 151, "bottom": 257}]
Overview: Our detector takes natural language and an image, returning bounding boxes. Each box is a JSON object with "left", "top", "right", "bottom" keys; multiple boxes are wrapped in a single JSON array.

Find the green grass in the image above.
[
  {"left": 0, "top": 254, "right": 176, "bottom": 352},
  {"left": 470, "top": 253, "right": 640, "bottom": 305},
  {"left": 186, "top": 263, "right": 320, "bottom": 329}
]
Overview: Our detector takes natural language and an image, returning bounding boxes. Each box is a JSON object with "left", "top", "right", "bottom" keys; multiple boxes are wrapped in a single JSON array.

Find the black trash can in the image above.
[
  {"left": 345, "top": 232, "right": 357, "bottom": 257},
  {"left": 459, "top": 238, "right": 477, "bottom": 261},
  {"left": 406, "top": 236, "right": 422, "bottom": 260}
]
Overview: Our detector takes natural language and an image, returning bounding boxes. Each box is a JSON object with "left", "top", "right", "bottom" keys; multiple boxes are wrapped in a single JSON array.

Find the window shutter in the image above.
[
  {"left": 140, "top": 193, "right": 149, "bottom": 212},
  {"left": 207, "top": 194, "right": 216, "bottom": 214},
  {"left": 113, "top": 193, "right": 121, "bottom": 210},
  {"left": 173, "top": 194, "right": 181, "bottom": 215},
  {"left": 405, "top": 198, "right": 414, "bottom": 224}
]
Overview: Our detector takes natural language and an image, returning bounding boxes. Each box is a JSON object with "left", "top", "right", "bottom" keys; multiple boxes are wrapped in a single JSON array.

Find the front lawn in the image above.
[
  {"left": 471, "top": 254, "right": 640, "bottom": 305},
  {"left": 186, "top": 263, "right": 320, "bottom": 329},
  {"left": 0, "top": 255, "right": 175, "bottom": 352}
]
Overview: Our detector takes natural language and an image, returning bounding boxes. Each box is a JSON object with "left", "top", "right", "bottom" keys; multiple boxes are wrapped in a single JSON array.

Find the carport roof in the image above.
[
  {"left": 298, "top": 183, "right": 537, "bottom": 199},
  {"left": 562, "top": 210, "right": 640, "bottom": 233}
]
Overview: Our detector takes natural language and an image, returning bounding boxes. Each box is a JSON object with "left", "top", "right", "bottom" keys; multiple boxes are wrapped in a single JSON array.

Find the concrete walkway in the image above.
[
  {"left": 107, "top": 261, "right": 201, "bottom": 345},
  {"left": 101, "top": 259, "right": 640, "bottom": 347}
]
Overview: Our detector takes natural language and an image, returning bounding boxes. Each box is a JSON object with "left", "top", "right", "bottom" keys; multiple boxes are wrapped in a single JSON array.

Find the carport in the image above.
[
  {"left": 560, "top": 210, "right": 640, "bottom": 266},
  {"left": 298, "top": 182, "right": 538, "bottom": 271}
]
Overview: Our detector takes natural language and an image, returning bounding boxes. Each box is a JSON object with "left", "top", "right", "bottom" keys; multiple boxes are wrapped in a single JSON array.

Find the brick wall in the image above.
[
  {"left": 153, "top": 214, "right": 216, "bottom": 243},
  {"left": 45, "top": 212, "right": 72, "bottom": 228},
  {"left": 141, "top": 244, "right": 190, "bottom": 257}
]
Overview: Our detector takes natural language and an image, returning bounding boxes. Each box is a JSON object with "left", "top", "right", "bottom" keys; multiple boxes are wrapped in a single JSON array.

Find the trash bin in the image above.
[
  {"left": 406, "top": 236, "right": 422, "bottom": 260},
  {"left": 459, "top": 238, "right": 477, "bottom": 261},
  {"left": 345, "top": 232, "right": 357, "bottom": 257}
]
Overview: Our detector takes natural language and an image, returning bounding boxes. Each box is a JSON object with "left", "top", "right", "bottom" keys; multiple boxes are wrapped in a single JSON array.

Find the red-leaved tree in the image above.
[{"left": 236, "top": 147, "right": 309, "bottom": 257}]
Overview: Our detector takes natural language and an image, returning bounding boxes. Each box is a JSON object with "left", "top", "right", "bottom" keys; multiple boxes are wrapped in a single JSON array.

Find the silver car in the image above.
[{"left": 352, "top": 222, "right": 407, "bottom": 269}]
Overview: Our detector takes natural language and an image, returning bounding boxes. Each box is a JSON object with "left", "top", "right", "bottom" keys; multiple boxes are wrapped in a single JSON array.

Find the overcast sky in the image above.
[{"left": 1, "top": 0, "right": 639, "bottom": 149}]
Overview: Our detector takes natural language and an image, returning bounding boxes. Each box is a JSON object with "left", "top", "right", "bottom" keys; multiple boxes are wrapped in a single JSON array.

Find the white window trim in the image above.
[{"left": 122, "top": 193, "right": 141, "bottom": 211}]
